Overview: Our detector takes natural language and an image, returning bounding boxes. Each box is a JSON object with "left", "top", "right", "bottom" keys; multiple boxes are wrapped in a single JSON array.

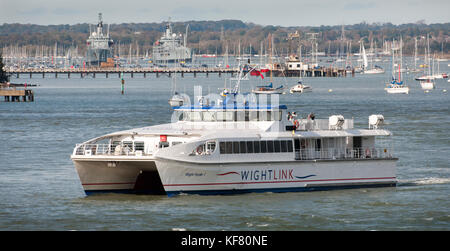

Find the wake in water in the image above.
[{"left": 398, "top": 177, "right": 450, "bottom": 187}]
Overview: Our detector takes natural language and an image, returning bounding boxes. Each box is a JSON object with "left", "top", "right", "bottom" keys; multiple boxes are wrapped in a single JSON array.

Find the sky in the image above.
[{"left": 1, "top": 0, "right": 449, "bottom": 27}]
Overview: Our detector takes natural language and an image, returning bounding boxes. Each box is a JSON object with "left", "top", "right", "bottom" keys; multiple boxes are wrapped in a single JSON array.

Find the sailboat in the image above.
[
  {"left": 168, "top": 71, "right": 185, "bottom": 107},
  {"left": 252, "top": 34, "right": 286, "bottom": 94},
  {"left": 409, "top": 37, "right": 422, "bottom": 73},
  {"left": 385, "top": 37, "right": 409, "bottom": 94},
  {"left": 290, "top": 65, "right": 311, "bottom": 93},
  {"left": 418, "top": 34, "right": 435, "bottom": 90},
  {"left": 361, "top": 41, "right": 384, "bottom": 74}
]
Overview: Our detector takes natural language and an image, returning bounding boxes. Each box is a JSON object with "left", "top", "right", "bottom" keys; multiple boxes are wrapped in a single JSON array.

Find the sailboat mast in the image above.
[
  {"left": 269, "top": 34, "right": 273, "bottom": 82},
  {"left": 399, "top": 37, "right": 402, "bottom": 82}
]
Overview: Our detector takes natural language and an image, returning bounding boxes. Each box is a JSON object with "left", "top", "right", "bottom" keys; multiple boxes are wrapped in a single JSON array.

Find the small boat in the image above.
[
  {"left": 385, "top": 80, "right": 409, "bottom": 94},
  {"left": 385, "top": 37, "right": 409, "bottom": 94},
  {"left": 418, "top": 34, "right": 436, "bottom": 90},
  {"left": 290, "top": 81, "right": 312, "bottom": 93},
  {"left": 252, "top": 82, "right": 285, "bottom": 94},
  {"left": 415, "top": 75, "right": 435, "bottom": 81},
  {"left": 168, "top": 92, "right": 185, "bottom": 107},
  {"left": 420, "top": 79, "right": 435, "bottom": 90},
  {"left": 363, "top": 65, "right": 385, "bottom": 74}
]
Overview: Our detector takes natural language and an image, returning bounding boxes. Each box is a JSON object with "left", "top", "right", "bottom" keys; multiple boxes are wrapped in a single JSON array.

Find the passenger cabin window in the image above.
[
  {"left": 219, "top": 140, "right": 293, "bottom": 154},
  {"left": 193, "top": 141, "right": 217, "bottom": 155},
  {"left": 134, "top": 141, "right": 145, "bottom": 151},
  {"left": 179, "top": 110, "right": 283, "bottom": 122},
  {"left": 159, "top": 142, "right": 170, "bottom": 148}
]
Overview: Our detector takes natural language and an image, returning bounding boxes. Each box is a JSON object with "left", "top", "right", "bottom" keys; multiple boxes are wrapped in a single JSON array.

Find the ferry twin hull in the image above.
[
  {"left": 72, "top": 158, "right": 165, "bottom": 195},
  {"left": 155, "top": 158, "right": 397, "bottom": 196}
]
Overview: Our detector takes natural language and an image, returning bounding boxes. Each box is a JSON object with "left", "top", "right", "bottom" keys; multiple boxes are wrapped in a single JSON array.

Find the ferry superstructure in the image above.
[{"left": 71, "top": 91, "right": 397, "bottom": 196}]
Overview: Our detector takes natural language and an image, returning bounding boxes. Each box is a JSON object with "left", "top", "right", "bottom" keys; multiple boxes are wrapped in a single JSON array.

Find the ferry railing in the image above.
[
  {"left": 294, "top": 147, "right": 393, "bottom": 160},
  {"left": 295, "top": 119, "right": 354, "bottom": 131},
  {"left": 74, "top": 144, "right": 147, "bottom": 156}
]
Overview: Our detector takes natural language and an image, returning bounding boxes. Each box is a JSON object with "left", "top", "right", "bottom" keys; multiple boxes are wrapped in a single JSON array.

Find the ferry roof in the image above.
[{"left": 173, "top": 105, "right": 288, "bottom": 110}]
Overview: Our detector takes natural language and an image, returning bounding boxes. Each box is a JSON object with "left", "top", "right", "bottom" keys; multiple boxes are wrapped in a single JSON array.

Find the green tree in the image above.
[{"left": 0, "top": 52, "right": 10, "bottom": 83}]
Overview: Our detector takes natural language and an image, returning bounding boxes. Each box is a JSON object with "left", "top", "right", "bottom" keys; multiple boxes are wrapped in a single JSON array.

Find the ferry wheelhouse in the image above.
[{"left": 71, "top": 93, "right": 397, "bottom": 196}]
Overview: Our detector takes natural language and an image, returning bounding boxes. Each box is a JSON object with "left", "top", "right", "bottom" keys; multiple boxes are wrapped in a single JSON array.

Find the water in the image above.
[{"left": 1, "top": 64, "right": 449, "bottom": 230}]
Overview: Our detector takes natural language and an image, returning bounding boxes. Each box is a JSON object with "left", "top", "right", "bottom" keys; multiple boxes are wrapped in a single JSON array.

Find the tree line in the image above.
[{"left": 0, "top": 20, "right": 448, "bottom": 57}]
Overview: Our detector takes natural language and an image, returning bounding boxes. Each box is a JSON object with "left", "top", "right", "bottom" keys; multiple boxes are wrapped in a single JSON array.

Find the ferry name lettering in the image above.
[
  {"left": 240, "top": 169, "right": 294, "bottom": 181},
  {"left": 185, "top": 172, "right": 205, "bottom": 177}
]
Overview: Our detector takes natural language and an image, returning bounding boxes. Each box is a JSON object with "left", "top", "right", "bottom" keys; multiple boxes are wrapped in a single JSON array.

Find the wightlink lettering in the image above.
[{"left": 241, "top": 169, "right": 294, "bottom": 181}]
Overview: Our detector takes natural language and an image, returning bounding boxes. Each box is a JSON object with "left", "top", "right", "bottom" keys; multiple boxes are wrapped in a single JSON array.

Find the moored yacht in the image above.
[
  {"left": 385, "top": 37, "right": 409, "bottom": 94},
  {"left": 290, "top": 81, "right": 312, "bottom": 93},
  {"left": 252, "top": 82, "right": 286, "bottom": 94}
]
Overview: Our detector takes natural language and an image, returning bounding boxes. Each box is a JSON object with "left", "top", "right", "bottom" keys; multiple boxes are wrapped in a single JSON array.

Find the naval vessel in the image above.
[
  {"left": 152, "top": 21, "right": 192, "bottom": 63},
  {"left": 86, "top": 13, "right": 114, "bottom": 67}
]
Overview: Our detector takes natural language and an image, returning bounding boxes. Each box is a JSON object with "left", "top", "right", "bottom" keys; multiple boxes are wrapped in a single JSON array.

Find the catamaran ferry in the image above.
[
  {"left": 71, "top": 68, "right": 397, "bottom": 196},
  {"left": 71, "top": 99, "right": 397, "bottom": 196}
]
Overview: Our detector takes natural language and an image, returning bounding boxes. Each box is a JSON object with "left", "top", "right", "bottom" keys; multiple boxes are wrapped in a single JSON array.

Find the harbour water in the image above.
[{"left": 0, "top": 62, "right": 449, "bottom": 230}]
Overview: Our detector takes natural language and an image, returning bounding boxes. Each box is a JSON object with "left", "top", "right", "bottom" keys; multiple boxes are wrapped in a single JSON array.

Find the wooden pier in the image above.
[
  {"left": 6, "top": 67, "right": 239, "bottom": 79},
  {"left": 6, "top": 66, "right": 352, "bottom": 79},
  {"left": 0, "top": 87, "right": 34, "bottom": 102}
]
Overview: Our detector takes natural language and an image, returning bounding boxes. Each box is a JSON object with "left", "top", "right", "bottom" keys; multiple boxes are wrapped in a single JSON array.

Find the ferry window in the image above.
[
  {"left": 249, "top": 111, "right": 258, "bottom": 121},
  {"left": 315, "top": 139, "right": 322, "bottom": 151},
  {"left": 190, "top": 112, "right": 202, "bottom": 121},
  {"left": 112, "top": 141, "right": 121, "bottom": 149},
  {"left": 123, "top": 141, "right": 133, "bottom": 150},
  {"left": 219, "top": 142, "right": 227, "bottom": 154},
  {"left": 135, "top": 141, "right": 145, "bottom": 151},
  {"left": 259, "top": 111, "right": 269, "bottom": 121},
  {"left": 260, "top": 141, "right": 267, "bottom": 153},
  {"left": 225, "top": 142, "right": 233, "bottom": 154},
  {"left": 267, "top": 111, "right": 272, "bottom": 121},
  {"left": 267, "top": 140, "right": 274, "bottom": 153},
  {"left": 280, "top": 140, "right": 287, "bottom": 152},
  {"left": 274, "top": 111, "right": 282, "bottom": 121},
  {"left": 253, "top": 141, "right": 260, "bottom": 153},
  {"left": 233, "top": 141, "right": 240, "bottom": 154},
  {"left": 245, "top": 111, "right": 250, "bottom": 121},
  {"left": 287, "top": 140, "right": 293, "bottom": 152},
  {"left": 203, "top": 111, "right": 216, "bottom": 122},
  {"left": 246, "top": 141, "right": 254, "bottom": 153},
  {"left": 239, "top": 141, "right": 247, "bottom": 154},
  {"left": 206, "top": 141, "right": 216, "bottom": 154},
  {"left": 182, "top": 111, "right": 189, "bottom": 121},
  {"left": 274, "top": 140, "right": 281, "bottom": 152},
  {"left": 159, "top": 142, "right": 169, "bottom": 148},
  {"left": 236, "top": 111, "right": 244, "bottom": 121},
  {"left": 217, "top": 111, "right": 234, "bottom": 121}
]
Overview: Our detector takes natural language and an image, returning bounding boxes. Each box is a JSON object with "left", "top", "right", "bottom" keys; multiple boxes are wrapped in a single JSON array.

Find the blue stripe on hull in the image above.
[{"left": 165, "top": 183, "right": 396, "bottom": 197}]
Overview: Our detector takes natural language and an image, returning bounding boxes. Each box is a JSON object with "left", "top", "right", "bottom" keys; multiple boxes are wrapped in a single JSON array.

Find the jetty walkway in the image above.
[{"left": 6, "top": 66, "right": 352, "bottom": 78}]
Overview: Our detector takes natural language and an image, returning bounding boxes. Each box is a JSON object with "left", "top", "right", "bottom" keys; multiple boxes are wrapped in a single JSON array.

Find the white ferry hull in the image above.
[
  {"left": 72, "top": 157, "right": 164, "bottom": 195},
  {"left": 155, "top": 158, "right": 397, "bottom": 196}
]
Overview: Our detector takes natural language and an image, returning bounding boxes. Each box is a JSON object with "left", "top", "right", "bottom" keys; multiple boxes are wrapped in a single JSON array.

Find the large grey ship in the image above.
[
  {"left": 152, "top": 21, "right": 192, "bottom": 63},
  {"left": 85, "top": 13, "right": 114, "bottom": 67}
]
